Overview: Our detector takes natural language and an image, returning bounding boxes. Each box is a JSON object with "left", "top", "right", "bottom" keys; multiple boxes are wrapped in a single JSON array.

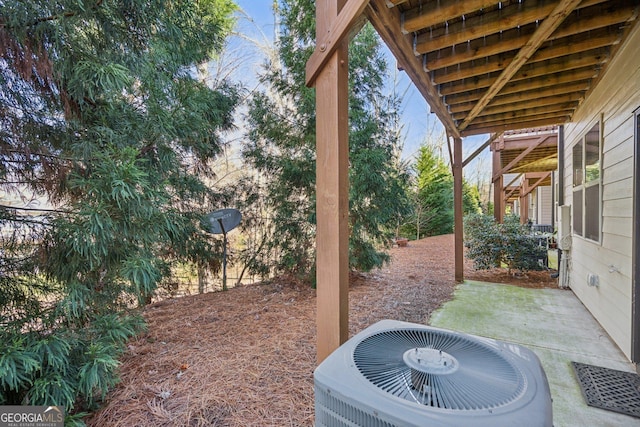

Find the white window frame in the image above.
[{"left": 572, "top": 119, "right": 602, "bottom": 243}]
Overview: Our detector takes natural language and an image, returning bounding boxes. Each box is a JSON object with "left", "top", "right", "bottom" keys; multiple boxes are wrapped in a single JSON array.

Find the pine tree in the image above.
[
  {"left": 0, "top": 0, "right": 239, "bottom": 419},
  {"left": 403, "top": 143, "right": 482, "bottom": 239},
  {"left": 243, "top": 0, "right": 411, "bottom": 282}
]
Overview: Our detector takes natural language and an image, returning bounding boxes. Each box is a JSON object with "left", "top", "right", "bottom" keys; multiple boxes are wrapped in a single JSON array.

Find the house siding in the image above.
[
  {"left": 537, "top": 186, "right": 553, "bottom": 225},
  {"left": 562, "top": 22, "right": 640, "bottom": 360}
]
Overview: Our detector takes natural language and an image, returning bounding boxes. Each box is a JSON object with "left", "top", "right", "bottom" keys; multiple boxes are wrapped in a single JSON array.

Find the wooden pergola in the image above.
[{"left": 306, "top": 0, "right": 640, "bottom": 362}]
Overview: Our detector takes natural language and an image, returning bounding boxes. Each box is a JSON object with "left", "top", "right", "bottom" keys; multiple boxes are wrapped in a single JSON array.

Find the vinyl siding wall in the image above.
[
  {"left": 562, "top": 23, "right": 640, "bottom": 359},
  {"left": 537, "top": 186, "right": 553, "bottom": 226}
]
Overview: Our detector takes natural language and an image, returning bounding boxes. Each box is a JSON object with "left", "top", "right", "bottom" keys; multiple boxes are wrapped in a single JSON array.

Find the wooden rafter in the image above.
[
  {"left": 521, "top": 172, "right": 552, "bottom": 197},
  {"left": 363, "top": 0, "right": 638, "bottom": 135},
  {"left": 495, "top": 134, "right": 555, "bottom": 177},
  {"left": 442, "top": 67, "right": 597, "bottom": 99},
  {"left": 459, "top": 0, "right": 586, "bottom": 131},
  {"left": 510, "top": 153, "right": 558, "bottom": 174},
  {"left": 420, "top": 7, "right": 631, "bottom": 66},
  {"left": 432, "top": 45, "right": 611, "bottom": 85},
  {"left": 449, "top": 81, "right": 589, "bottom": 113},
  {"left": 402, "top": 0, "right": 496, "bottom": 31}
]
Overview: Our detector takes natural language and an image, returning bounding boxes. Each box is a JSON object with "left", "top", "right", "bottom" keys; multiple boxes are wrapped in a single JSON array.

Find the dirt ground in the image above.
[{"left": 87, "top": 234, "right": 558, "bottom": 427}]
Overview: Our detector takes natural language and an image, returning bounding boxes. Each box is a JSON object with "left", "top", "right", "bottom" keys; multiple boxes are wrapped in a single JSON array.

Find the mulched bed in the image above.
[{"left": 86, "top": 234, "right": 558, "bottom": 427}]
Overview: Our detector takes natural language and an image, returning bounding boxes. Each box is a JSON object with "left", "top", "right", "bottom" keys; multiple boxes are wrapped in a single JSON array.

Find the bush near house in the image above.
[{"left": 464, "top": 214, "right": 548, "bottom": 273}]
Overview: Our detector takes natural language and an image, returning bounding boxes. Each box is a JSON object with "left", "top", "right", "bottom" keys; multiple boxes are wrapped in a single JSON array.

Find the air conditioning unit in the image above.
[{"left": 314, "top": 320, "right": 552, "bottom": 427}]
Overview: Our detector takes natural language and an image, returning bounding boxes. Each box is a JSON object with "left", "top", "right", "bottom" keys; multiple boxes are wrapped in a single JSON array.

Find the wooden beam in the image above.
[
  {"left": 494, "top": 132, "right": 558, "bottom": 150},
  {"left": 316, "top": 0, "right": 350, "bottom": 364},
  {"left": 470, "top": 113, "right": 569, "bottom": 133},
  {"left": 441, "top": 67, "right": 597, "bottom": 98},
  {"left": 494, "top": 135, "right": 555, "bottom": 177},
  {"left": 365, "top": 0, "right": 460, "bottom": 138},
  {"left": 453, "top": 136, "right": 464, "bottom": 282},
  {"left": 504, "top": 173, "right": 524, "bottom": 189},
  {"left": 505, "top": 185, "right": 520, "bottom": 202},
  {"left": 421, "top": 8, "right": 628, "bottom": 67},
  {"left": 412, "top": 0, "right": 558, "bottom": 50},
  {"left": 459, "top": 0, "right": 585, "bottom": 132},
  {"left": 510, "top": 153, "right": 558, "bottom": 174},
  {"left": 450, "top": 81, "right": 589, "bottom": 113},
  {"left": 452, "top": 93, "right": 582, "bottom": 120},
  {"left": 446, "top": 80, "right": 588, "bottom": 112},
  {"left": 463, "top": 116, "right": 570, "bottom": 137},
  {"left": 551, "top": 2, "right": 639, "bottom": 41},
  {"left": 385, "top": 0, "right": 408, "bottom": 6},
  {"left": 423, "top": 28, "right": 531, "bottom": 70},
  {"left": 431, "top": 45, "right": 611, "bottom": 85},
  {"left": 402, "top": 0, "right": 496, "bottom": 32},
  {"left": 305, "top": 0, "right": 369, "bottom": 87},
  {"left": 521, "top": 172, "right": 552, "bottom": 197},
  {"left": 462, "top": 132, "right": 501, "bottom": 168},
  {"left": 412, "top": 0, "right": 606, "bottom": 50},
  {"left": 493, "top": 150, "right": 504, "bottom": 223}
]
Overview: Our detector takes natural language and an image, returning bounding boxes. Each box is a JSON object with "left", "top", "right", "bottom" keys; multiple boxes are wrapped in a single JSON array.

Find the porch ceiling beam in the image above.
[
  {"left": 385, "top": 0, "right": 408, "bottom": 6},
  {"left": 401, "top": 0, "right": 496, "bottom": 32},
  {"left": 459, "top": 0, "right": 585, "bottom": 132},
  {"left": 449, "top": 81, "right": 589, "bottom": 113},
  {"left": 412, "top": 0, "right": 605, "bottom": 52},
  {"left": 521, "top": 172, "right": 552, "bottom": 197},
  {"left": 452, "top": 93, "right": 582, "bottom": 120},
  {"left": 494, "top": 135, "right": 555, "bottom": 177},
  {"left": 305, "top": 0, "right": 369, "bottom": 88},
  {"left": 365, "top": 0, "right": 460, "bottom": 138},
  {"left": 492, "top": 134, "right": 557, "bottom": 151},
  {"left": 421, "top": 6, "right": 631, "bottom": 68},
  {"left": 431, "top": 45, "right": 611, "bottom": 85},
  {"left": 463, "top": 116, "right": 570, "bottom": 137},
  {"left": 510, "top": 153, "right": 558, "bottom": 173},
  {"left": 408, "top": 0, "right": 557, "bottom": 46},
  {"left": 464, "top": 110, "right": 576, "bottom": 132},
  {"left": 525, "top": 172, "right": 554, "bottom": 180},
  {"left": 504, "top": 185, "right": 520, "bottom": 201},
  {"left": 441, "top": 67, "right": 597, "bottom": 99}
]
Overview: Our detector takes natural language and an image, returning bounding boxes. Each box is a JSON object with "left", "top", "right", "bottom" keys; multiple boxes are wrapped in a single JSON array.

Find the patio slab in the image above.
[{"left": 430, "top": 280, "right": 640, "bottom": 427}]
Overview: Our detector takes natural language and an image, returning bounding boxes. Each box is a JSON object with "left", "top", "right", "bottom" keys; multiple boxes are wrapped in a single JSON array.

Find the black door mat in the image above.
[{"left": 572, "top": 361, "right": 640, "bottom": 418}]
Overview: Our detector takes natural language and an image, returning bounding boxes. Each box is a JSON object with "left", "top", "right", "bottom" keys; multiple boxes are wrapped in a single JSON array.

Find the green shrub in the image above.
[{"left": 464, "top": 214, "right": 548, "bottom": 273}]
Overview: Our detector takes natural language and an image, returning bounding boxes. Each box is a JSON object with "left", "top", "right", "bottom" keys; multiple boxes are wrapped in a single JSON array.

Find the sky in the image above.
[{"left": 229, "top": 1, "right": 492, "bottom": 184}]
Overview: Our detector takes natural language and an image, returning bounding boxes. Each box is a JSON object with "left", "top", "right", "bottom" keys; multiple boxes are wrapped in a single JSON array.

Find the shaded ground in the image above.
[{"left": 87, "top": 234, "right": 558, "bottom": 427}]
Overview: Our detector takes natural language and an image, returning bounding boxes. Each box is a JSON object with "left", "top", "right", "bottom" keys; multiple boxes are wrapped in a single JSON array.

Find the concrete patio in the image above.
[{"left": 430, "top": 280, "right": 640, "bottom": 427}]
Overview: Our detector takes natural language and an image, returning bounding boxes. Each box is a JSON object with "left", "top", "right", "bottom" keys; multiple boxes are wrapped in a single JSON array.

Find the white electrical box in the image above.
[{"left": 557, "top": 205, "right": 572, "bottom": 250}]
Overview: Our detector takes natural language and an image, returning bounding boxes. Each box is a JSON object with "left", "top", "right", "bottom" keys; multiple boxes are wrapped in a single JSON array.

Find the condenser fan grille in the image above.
[{"left": 353, "top": 328, "right": 526, "bottom": 410}]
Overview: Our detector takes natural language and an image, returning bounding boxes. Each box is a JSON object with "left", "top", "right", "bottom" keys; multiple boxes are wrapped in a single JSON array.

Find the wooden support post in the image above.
[
  {"left": 315, "top": 0, "right": 350, "bottom": 364},
  {"left": 492, "top": 146, "right": 504, "bottom": 223},
  {"left": 519, "top": 181, "right": 529, "bottom": 224},
  {"left": 453, "top": 136, "right": 464, "bottom": 283}
]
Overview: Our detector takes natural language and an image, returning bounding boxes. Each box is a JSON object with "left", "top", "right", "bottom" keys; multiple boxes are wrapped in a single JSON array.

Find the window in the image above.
[{"left": 572, "top": 122, "right": 602, "bottom": 242}]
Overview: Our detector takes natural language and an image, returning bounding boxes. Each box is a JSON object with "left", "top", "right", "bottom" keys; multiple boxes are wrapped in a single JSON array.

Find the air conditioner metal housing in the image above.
[{"left": 314, "top": 319, "right": 552, "bottom": 427}]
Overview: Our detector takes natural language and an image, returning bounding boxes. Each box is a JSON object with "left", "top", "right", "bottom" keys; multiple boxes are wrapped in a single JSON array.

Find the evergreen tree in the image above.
[
  {"left": 402, "top": 143, "right": 482, "bottom": 239},
  {"left": 0, "top": 0, "right": 239, "bottom": 419},
  {"left": 415, "top": 144, "right": 455, "bottom": 237},
  {"left": 243, "top": 0, "right": 411, "bottom": 282}
]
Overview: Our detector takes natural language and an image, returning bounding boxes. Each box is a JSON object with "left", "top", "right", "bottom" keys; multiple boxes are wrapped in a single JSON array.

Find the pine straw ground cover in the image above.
[{"left": 87, "top": 234, "right": 558, "bottom": 427}]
